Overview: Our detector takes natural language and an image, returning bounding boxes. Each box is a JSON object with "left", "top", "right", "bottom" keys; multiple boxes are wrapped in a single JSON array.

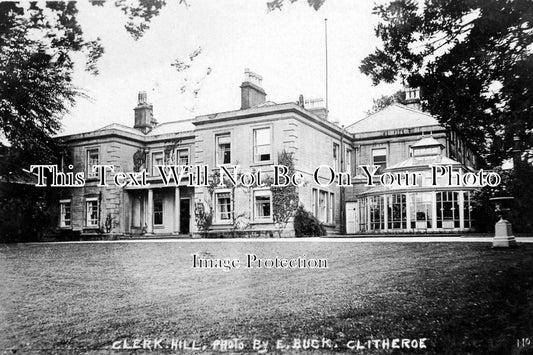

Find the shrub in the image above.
[
  {"left": 194, "top": 203, "right": 213, "bottom": 232},
  {"left": 293, "top": 205, "right": 326, "bottom": 237}
]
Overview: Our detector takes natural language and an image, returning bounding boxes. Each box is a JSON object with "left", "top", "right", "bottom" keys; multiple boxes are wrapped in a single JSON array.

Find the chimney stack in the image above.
[
  {"left": 403, "top": 87, "right": 421, "bottom": 110},
  {"left": 298, "top": 94, "right": 304, "bottom": 107},
  {"left": 240, "top": 68, "right": 266, "bottom": 110},
  {"left": 304, "top": 98, "right": 328, "bottom": 120},
  {"left": 134, "top": 91, "right": 157, "bottom": 134}
]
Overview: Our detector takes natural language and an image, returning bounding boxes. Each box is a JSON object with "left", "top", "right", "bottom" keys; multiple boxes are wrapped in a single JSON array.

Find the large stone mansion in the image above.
[{"left": 54, "top": 69, "right": 479, "bottom": 237}]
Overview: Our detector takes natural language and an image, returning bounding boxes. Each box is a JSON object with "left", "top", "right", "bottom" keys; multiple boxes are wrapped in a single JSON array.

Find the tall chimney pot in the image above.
[
  {"left": 134, "top": 91, "right": 157, "bottom": 134},
  {"left": 240, "top": 69, "right": 266, "bottom": 110},
  {"left": 404, "top": 87, "right": 421, "bottom": 110}
]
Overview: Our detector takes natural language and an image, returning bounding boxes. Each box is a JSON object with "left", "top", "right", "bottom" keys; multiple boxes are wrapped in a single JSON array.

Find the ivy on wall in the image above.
[{"left": 197, "top": 149, "right": 299, "bottom": 237}]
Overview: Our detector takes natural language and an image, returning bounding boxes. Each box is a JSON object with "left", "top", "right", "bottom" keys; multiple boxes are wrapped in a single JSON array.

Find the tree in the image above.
[
  {"left": 0, "top": 0, "right": 326, "bottom": 169},
  {"left": 0, "top": 2, "right": 103, "bottom": 167},
  {"left": 266, "top": 0, "right": 326, "bottom": 11},
  {"left": 0, "top": 1, "right": 198, "bottom": 169},
  {"left": 359, "top": 0, "right": 533, "bottom": 166},
  {"left": 365, "top": 90, "right": 405, "bottom": 115}
]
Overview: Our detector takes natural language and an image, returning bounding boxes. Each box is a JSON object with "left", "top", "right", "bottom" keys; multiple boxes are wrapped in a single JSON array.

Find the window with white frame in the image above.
[
  {"left": 86, "top": 148, "right": 99, "bottom": 178},
  {"left": 333, "top": 144, "right": 339, "bottom": 171},
  {"left": 214, "top": 191, "right": 232, "bottom": 222},
  {"left": 59, "top": 200, "right": 71, "bottom": 227},
  {"left": 177, "top": 148, "right": 189, "bottom": 166},
  {"left": 216, "top": 134, "right": 231, "bottom": 166},
  {"left": 319, "top": 190, "right": 327, "bottom": 222},
  {"left": 151, "top": 151, "right": 164, "bottom": 176},
  {"left": 253, "top": 189, "right": 272, "bottom": 221},
  {"left": 253, "top": 127, "right": 271, "bottom": 163},
  {"left": 329, "top": 192, "right": 334, "bottom": 223},
  {"left": 312, "top": 188, "right": 334, "bottom": 224},
  {"left": 372, "top": 148, "right": 387, "bottom": 173},
  {"left": 154, "top": 198, "right": 163, "bottom": 226},
  {"left": 177, "top": 148, "right": 190, "bottom": 173},
  {"left": 86, "top": 198, "right": 99, "bottom": 227},
  {"left": 345, "top": 148, "right": 353, "bottom": 174}
]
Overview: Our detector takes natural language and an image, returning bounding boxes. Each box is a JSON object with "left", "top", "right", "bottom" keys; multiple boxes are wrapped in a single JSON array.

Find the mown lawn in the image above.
[{"left": 1, "top": 241, "right": 532, "bottom": 354}]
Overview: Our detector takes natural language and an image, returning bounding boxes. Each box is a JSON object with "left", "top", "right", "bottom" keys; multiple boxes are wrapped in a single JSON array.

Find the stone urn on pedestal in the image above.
[{"left": 489, "top": 196, "right": 517, "bottom": 248}]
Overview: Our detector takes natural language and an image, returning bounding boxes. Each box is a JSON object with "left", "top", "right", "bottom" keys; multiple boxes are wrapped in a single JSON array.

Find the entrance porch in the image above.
[{"left": 127, "top": 186, "right": 194, "bottom": 236}]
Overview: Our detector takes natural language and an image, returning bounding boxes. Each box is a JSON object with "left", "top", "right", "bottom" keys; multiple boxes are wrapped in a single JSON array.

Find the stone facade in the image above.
[{"left": 53, "top": 72, "right": 477, "bottom": 238}]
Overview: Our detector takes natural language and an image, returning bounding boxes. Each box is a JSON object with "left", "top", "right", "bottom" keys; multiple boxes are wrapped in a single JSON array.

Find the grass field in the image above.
[{"left": 1, "top": 241, "right": 533, "bottom": 354}]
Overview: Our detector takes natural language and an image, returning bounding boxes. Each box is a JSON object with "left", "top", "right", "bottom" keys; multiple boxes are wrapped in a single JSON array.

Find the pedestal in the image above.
[{"left": 492, "top": 218, "right": 517, "bottom": 248}]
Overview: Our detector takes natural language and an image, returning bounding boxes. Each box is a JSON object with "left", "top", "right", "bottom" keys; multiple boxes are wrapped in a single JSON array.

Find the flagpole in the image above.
[{"left": 324, "top": 18, "right": 329, "bottom": 118}]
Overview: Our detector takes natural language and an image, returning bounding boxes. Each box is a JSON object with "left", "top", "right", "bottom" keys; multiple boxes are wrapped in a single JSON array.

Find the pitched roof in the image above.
[
  {"left": 147, "top": 119, "right": 195, "bottom": 136},
  {"left": 97, "top": 123, "right": 143, "bottom": 135},
  {"left": 97, "top": 119, "right": 195, "bottom": 137},
  {"left": 0, "top": 169, "right": 39, "bottom": 185},
  {"left": 411, "top": 136, "right": 445, "bottom": 148},
  {"left": 347, "top": 103, "right": 440, "bottom": 134}
]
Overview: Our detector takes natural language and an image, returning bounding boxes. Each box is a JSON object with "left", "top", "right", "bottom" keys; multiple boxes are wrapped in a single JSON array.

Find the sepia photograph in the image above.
[{"left": 1, "top": 0, "right": 533, "bottom": 354}]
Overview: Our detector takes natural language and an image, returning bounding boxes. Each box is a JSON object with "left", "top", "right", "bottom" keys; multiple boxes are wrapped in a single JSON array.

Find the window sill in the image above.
[
  {"left": 250, "top": 219, "right": 273, "bottom": 224},
  {"left": 250, "top": 161, "right": 273, "bottom": 168},
  {"left": 212, "top": 221, "right": 232, "bottom": 225},
  {"left": 83, "top": 226, "right": 100, "bottom": 230},
  {"left": 154, "top": 225, "right": 165, "bottom": 229},
  {"left": 212, "top": 165, "right": 235, "bottom": 170},
  {"left": 58, "top": 226, "right": 72, "bottom": 230}
]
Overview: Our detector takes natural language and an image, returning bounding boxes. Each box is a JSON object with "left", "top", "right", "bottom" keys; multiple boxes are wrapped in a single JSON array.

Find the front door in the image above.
[
  {"left": 180, "top": 198, "right": 190, "bottom": 234},
  {"left": 346, "top": 202, "right": 358, "bottom": 234}
]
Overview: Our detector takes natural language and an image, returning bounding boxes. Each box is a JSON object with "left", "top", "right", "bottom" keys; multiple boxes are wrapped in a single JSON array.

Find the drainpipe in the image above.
[{"left": 340, "top": 126, "right": 346, "bottom": 234}]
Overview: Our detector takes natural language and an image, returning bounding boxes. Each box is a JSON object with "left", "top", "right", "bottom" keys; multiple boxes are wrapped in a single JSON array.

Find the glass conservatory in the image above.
[{"left": 349, "top": 137, "right": 476, "bottom": 233}]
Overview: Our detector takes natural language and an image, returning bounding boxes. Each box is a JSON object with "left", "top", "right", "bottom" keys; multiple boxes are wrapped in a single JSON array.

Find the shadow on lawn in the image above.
[
  {"left": 313, "top": 246, "right": 533, "bottom": 355},
  {"left": 413, "top": 249, "right": 533, "bottom": 355}
]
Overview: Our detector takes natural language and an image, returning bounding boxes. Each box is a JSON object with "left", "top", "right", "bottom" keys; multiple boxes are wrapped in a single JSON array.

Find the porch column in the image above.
[
  {"left": 431, "top": 191, "right": 437, "bottom": 231},
  {"left": 146, "top": 188, "right": 153, "bottom": 234},
  {"left": 458, "top": 191, "right": 465, "bottom": 229},
  {"left": 174, "top": 188, "right": 180, "bottom": 234}
]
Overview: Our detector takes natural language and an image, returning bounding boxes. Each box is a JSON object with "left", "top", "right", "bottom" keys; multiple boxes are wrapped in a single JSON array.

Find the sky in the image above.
[{"left": 62, "top": 0, "right": 400, "bottom": 135}]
